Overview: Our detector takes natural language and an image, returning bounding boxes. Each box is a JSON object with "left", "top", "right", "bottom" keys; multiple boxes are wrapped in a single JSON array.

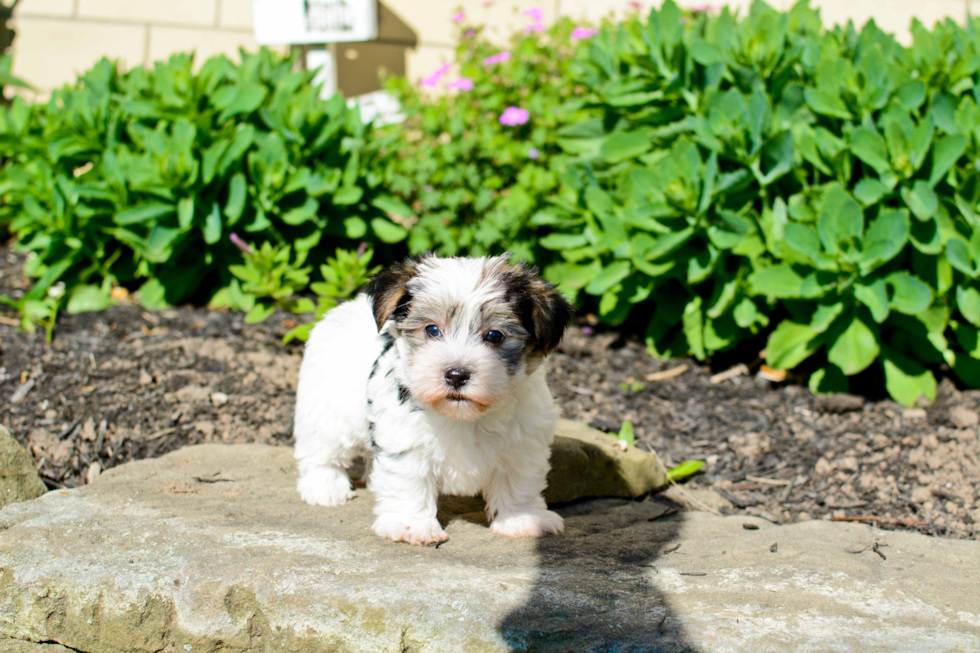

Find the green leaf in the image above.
[
  {"left": 115, "top": 202, "right": 174, "bottom": 225},
  {"left": 371, "top": 195, "right": 413, "bottom": 217},
  {"left": 848, "top": 127, "right": 890, "bottom": 174},
  {"left": 784, "top": 223, "right": 836, "bottom": 271},
  {"left": 666, "top": 460, "right": 705, "bottom": 483},
  {"left": 957, "top": 284, "right": 980, "bottom": 326},
  {"left": 766, "top": 320, "right": 819, "bottom": 370},
  {"left": 827, "top": 314, "right": 879, "bottom": 376},
  {"left": 645, "top": 227, "right": 695, "bottom": 261},
  {"left": 909, "top": 216, "right": 942, "bottom": 254},
  {"left": 178, "top": 197, "right": 195, "bottom": 229},
  {"left": 882, "top": 346, "right": 937, "bottom": 407},
  {"left": 804, "top": 88, "right": 852, "bottom": 119},
  {"left": 66, "top": 285, "right": 115, "bottom": 314},
  {"left": 224, "top": 173, "right": 247, "bottom": 224},
  {"left": 929, "top": 135, "right": 967, "bottom": 187},
  {"left": 901, "top": 181, "right": 938, "bottom": 222},
  {"left": 585, "top": 261, "right": 631, "bottom": 295},
  {"left": 600, "top": 129, "right": 655, "bottom": 162},
  {"left": 245, "top": 303, "right": 276, "bottom": 324},
  {"left": 138, "top": 278, "right": 170, "bottom": 310},
  {"left": 855, "top": 279, "right": 890, "bottom": 323},
  {"left": 282, "top": 197, "right": 318, "bottom": 226},
  {"left": 946, "top": 239, "right": 979, "bottom": 278},
  {"left": 541, "top": 233, "right": 589, "bottom": 250},
  {"left": 817, "top": 185, "right": 863, "bottom": 256},
  {"left": 218, "top": 85, "right": 268, "bottom": 123},
  {"left": 690, "top": 41, "right": 724, "bottom": 65},
  {"left": 370, "top": 218, "right": 408, "bottom": 243},
  {"left": 748, "top": 265, "right": 805, "bottom": 299},
  {"left": 808, "top": 365, "right": 849, "bottom": 394},
  {"left": 853, "top": 178, "right": 887, "bottom": 207},
  {"left": 615, "top": 420, "right": 636, "bottom": 445},
  {"left": 203, "top": 202, "right": 222, "bottom": 245},
  {"left": 333, "top": 186, "right": 364, "bottom": 205},
  {"left": 683, "top": 296, "right": 705, "bottom": 361},
  {"left": 858, "top": 208, "right": 909, "bottom": 275},
  {"left": 886, "top": 271, "right": 932, "bottom": 315}
]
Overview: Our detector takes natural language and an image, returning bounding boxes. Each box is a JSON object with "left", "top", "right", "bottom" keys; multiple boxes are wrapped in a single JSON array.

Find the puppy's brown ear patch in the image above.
[
  {"left": 502, "top": 262, "right": 573, "bottom": 356},
  {"left": 363, "top": 257, "right": 421, "bottom": 331}
]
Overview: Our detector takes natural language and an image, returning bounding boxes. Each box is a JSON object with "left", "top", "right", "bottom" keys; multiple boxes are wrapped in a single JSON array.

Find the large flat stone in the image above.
[{"left": 0, "top": 443, "right": 978, "bottom": 652}]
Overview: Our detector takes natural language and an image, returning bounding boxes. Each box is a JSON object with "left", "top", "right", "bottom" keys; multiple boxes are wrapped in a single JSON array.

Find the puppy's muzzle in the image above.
[{"left": 444, "top": 368, "right": 471, "bottom": 390}]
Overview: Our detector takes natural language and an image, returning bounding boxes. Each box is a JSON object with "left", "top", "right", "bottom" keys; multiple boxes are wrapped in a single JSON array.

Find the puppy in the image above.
[{"left": 293, "top": 254, "right": 572, "bottom": 545}]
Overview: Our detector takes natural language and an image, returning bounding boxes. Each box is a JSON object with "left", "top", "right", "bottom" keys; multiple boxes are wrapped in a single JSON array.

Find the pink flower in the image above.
[
  {"left": 525, "top": 22, "right": 545, "bottom": 34},
  {"left": 582, "top": 325, "right": 594, "bottom": 335},
  {"left": 452, "top": 10, "right": 465, "bottom": 23},
  {"left": 528, "top": 147, "right": 540, "bottom": 159},
  {"left": 447, "top": 77, "right": 475, "bottom": 91},
  {"left": 691, "top": 3, "right": 717, "bottom": 13},
  {"left": 523, "top": 7, "right": 543, "bottom": 21},
  {"left": 482, "top": 51, "right": 511, "bottom": 65},
  {"left": 229, "top": 233, "right": 253, "bottom": 256},
  {"left": 419, "top": 63, "right": 451, "bottom": 88},
  {"left": 465, "top": 28, "right": 476, "bottom": 38},
  {"left": 628, "top": 1, "right": 643, "bottom": 10},
  {"left": 483, "top": 0, "right": 494, "bottom": 6},
  {"left": 570, "top": 27, "right": 597, "bottom": 42},
  {"left": 499, "top": 107, "right": 529, "bottom": 126}
]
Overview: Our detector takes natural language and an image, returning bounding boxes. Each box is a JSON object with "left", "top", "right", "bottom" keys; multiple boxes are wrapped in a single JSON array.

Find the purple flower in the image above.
[
  {"left": 356, "top": 241, "right": 369, "bottom": 257},
  {"left": 582, "top": 325, "right": 594, "bottom": 335},
  {"left": 446, "top": 77, "right": 475, "bottom": 91},
  {"left": 419, "top": 63, "right": 451, "bottom": 87},
  {"left": 482, "top": 51, "right": 511, "bottom": 66},
  {"left": 229, "top": 233, "right": 253, "bottom": 256},
  {"left": 525, "top": 21, "right": 544, "bottom": 34},
  {"left": 452, "top": 10, "right": 465, "bottom": 23},
  {"left": 528, "top": 147, "right": 540, "bottom": 159},
  {"left": 570, "top": 26, "right": 597, "bottom": 42},
  {"left": 465, "top": 28, "right": 476, "bottom": 38},
  {"left": 628, "top": 1, "right": 643, "bottom": 10},
  {"left": 499, "top": 107, "right": 529, "bottom": 126}
]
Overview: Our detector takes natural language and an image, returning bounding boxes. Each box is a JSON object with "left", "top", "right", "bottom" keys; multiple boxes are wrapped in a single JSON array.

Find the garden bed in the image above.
[{"left": 1, "top": 245, "right": 977, "bottom": 539}]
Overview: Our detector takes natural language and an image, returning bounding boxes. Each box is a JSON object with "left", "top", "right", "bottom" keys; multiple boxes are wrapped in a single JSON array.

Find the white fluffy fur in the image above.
[{"left": 293, "top": 256, "right": 564, "bottom": 545}]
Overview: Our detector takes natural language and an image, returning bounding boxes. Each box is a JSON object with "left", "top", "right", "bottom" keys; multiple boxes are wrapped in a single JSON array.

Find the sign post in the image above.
[{"left": 252, "top": 0, "right": 378, "bottom": 97}]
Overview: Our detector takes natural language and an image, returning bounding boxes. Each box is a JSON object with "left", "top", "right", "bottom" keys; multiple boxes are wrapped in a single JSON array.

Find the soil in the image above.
[{"left": 1, "top": 246, "right": 978, "bottom": 540}]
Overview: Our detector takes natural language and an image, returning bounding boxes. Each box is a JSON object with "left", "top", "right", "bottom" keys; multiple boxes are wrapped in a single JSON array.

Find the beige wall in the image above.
[{"left": 4, "top": 0, "right": 974, "bottom": 97}]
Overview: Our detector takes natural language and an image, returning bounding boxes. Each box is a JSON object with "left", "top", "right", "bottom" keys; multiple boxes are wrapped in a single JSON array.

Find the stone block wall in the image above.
[{"left": 3, "top": 0, "right": 974, "bottom": 98}]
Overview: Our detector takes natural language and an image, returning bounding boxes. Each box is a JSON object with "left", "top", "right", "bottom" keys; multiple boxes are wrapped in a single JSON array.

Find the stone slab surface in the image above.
[{"left": 0, "top": 443, "right": 978, "bottom": 653}]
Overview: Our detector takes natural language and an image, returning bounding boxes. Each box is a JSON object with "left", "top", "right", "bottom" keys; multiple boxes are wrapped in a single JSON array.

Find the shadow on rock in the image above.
[{"left": 498, "top": 496, "right": 694, "bottom": 653}]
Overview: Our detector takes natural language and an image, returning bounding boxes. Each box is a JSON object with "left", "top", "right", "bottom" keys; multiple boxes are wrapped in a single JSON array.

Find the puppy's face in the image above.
[{"left": 365, "top": 255, "right": 571, "bottom": 420}]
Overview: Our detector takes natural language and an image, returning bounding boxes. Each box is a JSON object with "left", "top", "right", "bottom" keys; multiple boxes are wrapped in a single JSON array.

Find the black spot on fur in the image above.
[
  {"left": 496, "top": 343, "right": 525, "bottom": 376},
  {"left": 398, "top": 384, "right": 412, "bottom": 404}
]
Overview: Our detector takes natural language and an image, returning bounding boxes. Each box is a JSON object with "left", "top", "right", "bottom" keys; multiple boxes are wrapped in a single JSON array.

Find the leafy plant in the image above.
[
  {"left": 0, "top": 47, "right": 406, "bottom": 315},
  {"left": 382, "top": 15, "right": 592, "bottom": 262},
  {"left": 537, "top": 0, "right": 980, "bottom": 405}
]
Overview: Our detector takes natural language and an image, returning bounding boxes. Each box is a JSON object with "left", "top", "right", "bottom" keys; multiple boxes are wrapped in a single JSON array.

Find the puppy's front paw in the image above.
[
  {"left": 373, "top": 515, "right": 448, "bottom": 546},
  {"left": 297, "top": 467, "right": 355, "bottom": 507},
  {"left": 491, "top": 509, "right": 564, "bottom": 538}
]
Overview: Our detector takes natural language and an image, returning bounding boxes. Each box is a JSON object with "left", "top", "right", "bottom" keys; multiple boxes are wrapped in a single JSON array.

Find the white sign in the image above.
[{"left": 253, "top": 0, "right": 377, "bottom": 45}]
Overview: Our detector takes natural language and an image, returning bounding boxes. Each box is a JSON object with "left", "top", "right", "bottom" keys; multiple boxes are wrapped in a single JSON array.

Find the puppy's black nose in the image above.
[{"left": 445, "top": 368, "right": 471, "bottom": 389}]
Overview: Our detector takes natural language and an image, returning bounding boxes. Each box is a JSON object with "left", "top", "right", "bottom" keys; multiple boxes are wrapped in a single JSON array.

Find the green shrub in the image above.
[
  {"left": 382, "top": 15, "right": 591, "bottom": 261},
  {"left": 0, "top": 47, "right": 406, "bottom": 317},
  {"left": 537, "top": 0, "right": 980, "bottom": 405}
]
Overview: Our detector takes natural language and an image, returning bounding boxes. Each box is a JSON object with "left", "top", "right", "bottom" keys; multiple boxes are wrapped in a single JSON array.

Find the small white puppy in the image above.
[{"left": 293, "top": 254, "right": 571, "bottom": 545}]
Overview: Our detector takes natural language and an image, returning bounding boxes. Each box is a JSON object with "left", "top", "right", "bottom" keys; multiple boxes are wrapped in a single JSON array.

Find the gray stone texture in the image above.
[
  {"left": 0, "top": 426, "right": 47, "bottom": 509},
  {"left": 0, "top": 440, "right": 978, "bottom": 652}
]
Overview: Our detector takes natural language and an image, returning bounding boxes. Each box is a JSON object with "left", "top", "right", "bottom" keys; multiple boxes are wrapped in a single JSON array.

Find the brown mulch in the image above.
[{"left": 1, "top": 246, "right": 978, "bottom": 539}]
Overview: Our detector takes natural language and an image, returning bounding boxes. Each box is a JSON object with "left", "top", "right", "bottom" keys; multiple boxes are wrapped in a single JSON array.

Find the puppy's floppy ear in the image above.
[
  {"left": 363, "top": 257, "right": 421, "bottom": 331},
  {"left": 503, "top": 262, "right": 573, "bottom": 356}
]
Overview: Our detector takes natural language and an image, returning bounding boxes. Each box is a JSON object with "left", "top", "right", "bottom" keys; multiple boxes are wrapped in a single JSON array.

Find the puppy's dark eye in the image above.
[
  {"left": 484, "top": 330, "right": 504, "bottom": 345},
  {"left": 425, "top": 325, "right": 442, "bottom": 338}
]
